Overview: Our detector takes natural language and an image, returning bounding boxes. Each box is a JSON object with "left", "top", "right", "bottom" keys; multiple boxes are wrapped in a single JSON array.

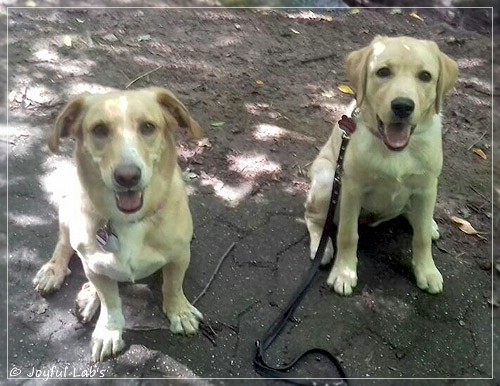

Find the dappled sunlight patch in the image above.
[
  {"left": 458, "top": 76, "right": 492, "bottom": 96},
  {"left": 70, "top": 82, "right": 115, "bottom": 95},
  {"left": 212, "top": 35, "right": 241, "bottom": 48},
  {"left": 33, "top": 48, "right": 59, "bottom": 62},
  {"left": 253, "top": 123, "right": 316, "bottom": 143},
  {"left": 6, "top": 122, "right": 44, "bottom": 157},
  {"left": 9, "top": 212, "right": 53, "bottom": 227},
  {"left": 462, "top": 93, "right": 491, "bottom": 107},
  {"left": 198, "top": 171, "right": 254, "bottom": 207},
  {"left": 227, "top": 153, "right": 281, "bottom": 179},
  {"left": 457, "top": 57, "right": 488, "bottom": 69},
  {"left": 38, "top": 58, "right": 95, "bottom": 78},
  {"left": 40, "top": 157, "right": 77, "bottom": 206}
]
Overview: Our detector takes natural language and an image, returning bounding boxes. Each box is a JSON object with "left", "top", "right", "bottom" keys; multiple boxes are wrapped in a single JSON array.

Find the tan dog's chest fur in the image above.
[
  {"left": 305, "top": 36, "right": 458, "bottom": 296},
  {"left": 33, "top": 87, "right": 204, "bottom": 362}
]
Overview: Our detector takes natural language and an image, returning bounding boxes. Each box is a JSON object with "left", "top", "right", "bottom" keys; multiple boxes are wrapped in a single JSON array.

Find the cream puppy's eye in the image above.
[
  {"left": 91, "top": 123, "right": 109, "bottom": 139},
  {"left": 139, "top": 121, "right": 156, "bottom": 136},
  {"left": 418, "top": 71, "right": 432, "bottom": 82},
  {"left": 376, "top": 67, "right": 391, "bottom": 78}
]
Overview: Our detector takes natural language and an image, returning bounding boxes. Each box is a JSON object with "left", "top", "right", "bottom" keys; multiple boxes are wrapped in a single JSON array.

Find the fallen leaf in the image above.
[
  {"left": 182, "top": 170, "right": 199, "bottom": 181},
  {"left": 472, "top": 147, "right": 487, "bottom": 160},
  {"left": 197, "top": 137, "right": 212, "bottom": 147},
  {"left": 450, "top": 216, "right": 481, "bottom": 236},
  {"left": 63, "top": 35, "right": 72, "bottom": 47},
  {"left": 210, "top": 121, "right": 225, "bottom": 128},
  {"left": 324, "top": 16, "right": 333, "bottom": 22},
  {"left": 76, "top": 18, "right": 85, "bottom": 23},
  {"left": 321, "top": 90, "right": 335, "bottom": 98},
  {"left": 138, "top": 34, "right": 151, "bottom": 42},
  {"left": 290, "top": 28, "right": 300, "bottom": 34},
  {"left": 255, "top": 80, "right": 264, "bottom": 85},
  {"left": 337, "top": 84, "right": 355, "bottom": 95},
  {"left": 409, "top": 12, "right": 424, "bottom": 22},
  {"left": 350, "top": 9, "right": 360, "bottom": 15}
]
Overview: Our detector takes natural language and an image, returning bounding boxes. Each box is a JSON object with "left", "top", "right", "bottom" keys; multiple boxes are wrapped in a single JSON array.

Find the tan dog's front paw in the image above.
[
  {"left": 33, "top": 262, "right": 71, "bottom": 295},
  {"left": 76, "top": 282, "right": 100, "bottom": 323},
  {"left": 164, "top": 302, "right": 203, "bottom": 335},
  {"left": 91, "top": 324, "right": 125, "bottom": 362},
  {"left": 327, "top": 263, "right": 358, "bottom": 296},
  {"left": 413, "top": 261, "right": 443, "bottom": 294}
]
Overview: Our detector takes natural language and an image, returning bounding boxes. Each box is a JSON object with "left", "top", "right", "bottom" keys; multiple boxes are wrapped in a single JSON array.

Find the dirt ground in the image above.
[{"left": 4, "top": 2, "right": 496, "bottom": 385}]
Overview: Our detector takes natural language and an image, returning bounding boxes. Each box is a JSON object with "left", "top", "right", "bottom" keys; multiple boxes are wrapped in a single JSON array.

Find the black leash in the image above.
[{"left": 253, "top": 115, "right": 356, "bottom": 386}]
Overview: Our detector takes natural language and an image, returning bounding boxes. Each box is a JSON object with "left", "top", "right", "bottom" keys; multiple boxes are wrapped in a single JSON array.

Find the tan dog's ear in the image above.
[
  {"left": 48, "top": 95, "right": 87, "bottom": 153},
  {"left": 155, "top": 88, "right": 204, "bottom": 140},
  {"left": 434, "top": 46, "right": 458, "bottom": 114},
  {"left": 345, "top": 41, "right": 375, "bottom": 106}
]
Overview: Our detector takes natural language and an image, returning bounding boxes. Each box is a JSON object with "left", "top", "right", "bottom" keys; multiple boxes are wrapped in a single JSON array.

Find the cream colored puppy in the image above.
[
  {"left": 305, "top": 36, "right": 458, "bottom": 296},
  {"left": 33, "top": 87, "right": 204, "bottom": 361}
]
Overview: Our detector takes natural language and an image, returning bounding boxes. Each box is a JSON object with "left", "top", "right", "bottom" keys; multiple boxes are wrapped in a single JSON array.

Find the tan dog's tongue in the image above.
[
  {"left": 117, "top": 191, "right": 142, "bottom": 212},
  {"left": 385, "top": 124, "right": 411, "bottom": 149}
]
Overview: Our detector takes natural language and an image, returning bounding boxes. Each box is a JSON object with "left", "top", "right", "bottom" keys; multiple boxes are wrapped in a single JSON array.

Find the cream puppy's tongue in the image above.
[
  {"left": 383, "top": 123, "right": 412, "bottom": 151},
  {"left": 116, "top": 191, "right": 143, "bottom": 213}
]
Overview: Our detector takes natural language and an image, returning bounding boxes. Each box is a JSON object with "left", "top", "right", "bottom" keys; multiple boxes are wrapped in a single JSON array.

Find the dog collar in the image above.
[{"left": 95, "top": 200, "right": 166, "bottom": 251}]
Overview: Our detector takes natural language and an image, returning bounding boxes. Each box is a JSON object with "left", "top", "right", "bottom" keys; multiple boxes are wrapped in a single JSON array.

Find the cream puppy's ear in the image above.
[
  {"left": 345, "top": 36, "right": 382, "bottom": 107},
  {"left": 48, "top": 94, "right": 88, "bottom": 153},
  {"left": 153, "top": 87, "right": 204, "bottom": 140},
  {"left": 430, "top": 42, "right": 458, "bottom": 114}
]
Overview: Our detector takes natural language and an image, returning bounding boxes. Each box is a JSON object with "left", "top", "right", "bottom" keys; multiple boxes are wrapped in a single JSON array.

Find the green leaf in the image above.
[{"left": 210, "top": 121, "right": 225, "bottom": 128}]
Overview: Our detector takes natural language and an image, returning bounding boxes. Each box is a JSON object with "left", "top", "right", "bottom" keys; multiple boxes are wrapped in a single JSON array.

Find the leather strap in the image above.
[{"left": 253, "top": 116, "right": 355, "bottom": 385}]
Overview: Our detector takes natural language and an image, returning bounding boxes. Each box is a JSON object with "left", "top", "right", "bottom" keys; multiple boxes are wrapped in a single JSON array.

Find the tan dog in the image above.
[
  {"left": 305, "top": 36, "right": 458, "bottom": 296},
  {"left": 33, "top": 87, "right": 204, "bottom": 361}
]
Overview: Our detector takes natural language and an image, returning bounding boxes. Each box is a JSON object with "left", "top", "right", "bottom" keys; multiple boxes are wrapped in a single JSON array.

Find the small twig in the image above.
[
  {"left": 217, "top": 320, "right": 238, "bottom": 334},
  {"left": 192, "top": 242, "right": 236, "bottom": 305},
  {"left": 467, "top": 131, "right": 487, "bottom": 150},
  {"left": 125, "top": 65, "right": 163, "bottom": 89},
  {"left": 470, "top": 185, "right": 488, "bottom": 202},
  {"left": 300, "top": 52, "right": 336, "bottom": 64},
  {"left": 126, "top": 325, "right": 168, "bottom": 332},
  {"left": 455, "top": 251, "right": 466, "bottom": 260}
]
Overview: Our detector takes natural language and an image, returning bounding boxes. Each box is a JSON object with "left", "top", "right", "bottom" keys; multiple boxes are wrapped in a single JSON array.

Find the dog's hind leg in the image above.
[
  {"left": 33, "top": 222, "right": 73, "bottom": 295},
  {"left": 305, "top": 162, "right": 335, "bottom": 265},
  {"left": 76, "top": 281, "right": 100, "bottom": 323},
  {"left": 431, "top": 219, "right": 440, "bottom": 240}
]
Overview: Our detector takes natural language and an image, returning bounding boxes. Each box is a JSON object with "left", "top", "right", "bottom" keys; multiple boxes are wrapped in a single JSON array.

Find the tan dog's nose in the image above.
[
  {"left": 391, "top": 97, "right": 415, "bottom": 119},
  {"left": 114, "top": 164, "right": 141, "bottom": 188}
]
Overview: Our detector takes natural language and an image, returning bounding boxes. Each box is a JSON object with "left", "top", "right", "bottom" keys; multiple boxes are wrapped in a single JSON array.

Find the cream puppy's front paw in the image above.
[
  {"left": 413, "top": 261, "right": 443, "bottom": 294},
  {"left": 327, "top": 261, "right": 358, "bottom": 296},
  {"left": 33, "top": 262, "right": 71, "bottom": 295},
  {"left": 164, "top": 302, "right": 203, "bottom": 335}
]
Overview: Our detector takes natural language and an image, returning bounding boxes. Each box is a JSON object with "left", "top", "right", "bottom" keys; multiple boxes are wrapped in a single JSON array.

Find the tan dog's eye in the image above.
[
  {"left": 376, "top": 67, "right": 391, "bottom": 78},
  {"left": 139, "top": 122, "right": 156, "bottom": 136},
  {"left": 91, "top": 123, "right": 109, "bottom": 139},
  {"left": 418, "top": 71, "right": 432, "bottom": 82}
]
